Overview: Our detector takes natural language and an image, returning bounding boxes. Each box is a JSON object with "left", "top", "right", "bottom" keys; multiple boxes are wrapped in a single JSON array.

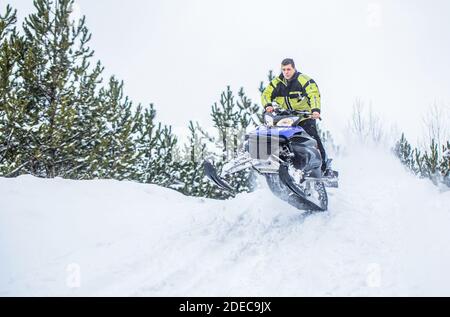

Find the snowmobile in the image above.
[{"left": 203, "top": 106, "right": 339, "bottom": 212}]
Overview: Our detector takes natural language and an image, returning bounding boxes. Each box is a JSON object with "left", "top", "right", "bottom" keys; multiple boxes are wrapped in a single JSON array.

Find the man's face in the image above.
[{"left": 281, "top": 64, "right": 295, "bottom": 80}]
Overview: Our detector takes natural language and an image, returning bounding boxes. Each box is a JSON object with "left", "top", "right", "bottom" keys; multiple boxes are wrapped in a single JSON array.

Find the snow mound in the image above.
[{"left": 1, "top": 147, "right": 450, "bottom": 296}]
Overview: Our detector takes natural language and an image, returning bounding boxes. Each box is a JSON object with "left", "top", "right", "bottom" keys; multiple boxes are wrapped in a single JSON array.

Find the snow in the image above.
[{"left": 1, "top": 146, "right": 450, "bottom": 296}]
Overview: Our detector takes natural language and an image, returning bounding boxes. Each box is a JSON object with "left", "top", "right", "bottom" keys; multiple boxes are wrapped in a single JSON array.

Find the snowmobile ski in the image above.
[
  {"left": 279, "top": 163, "right": 327, "bottom": 211},
  {"left": 203, "top": 160, "right": 234, "bottom": 192}
]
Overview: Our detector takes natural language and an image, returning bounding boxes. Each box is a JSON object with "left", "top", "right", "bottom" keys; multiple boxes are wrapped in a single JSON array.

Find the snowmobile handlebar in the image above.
[
  {"left": 266, "top": 105, "right": 322, "bottom": 120},
  {"left": 274, "top": 109, "right": 311, "bottom": 116}
]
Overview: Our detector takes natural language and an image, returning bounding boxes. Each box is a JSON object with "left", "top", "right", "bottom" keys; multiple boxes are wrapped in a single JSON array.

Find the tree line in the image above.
[{"left": 0, "top": 0, "right": 267, "bottom": 199}]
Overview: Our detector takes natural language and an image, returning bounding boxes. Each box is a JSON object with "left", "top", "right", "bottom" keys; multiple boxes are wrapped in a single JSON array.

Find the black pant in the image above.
[{"left": 299, "top": 119, "right": 327, "bottom": 168}]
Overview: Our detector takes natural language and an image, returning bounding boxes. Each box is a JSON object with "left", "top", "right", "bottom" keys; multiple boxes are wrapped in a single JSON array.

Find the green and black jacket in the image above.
[{"left": 261, "top": 71, "right": 321, "bottom": 121}]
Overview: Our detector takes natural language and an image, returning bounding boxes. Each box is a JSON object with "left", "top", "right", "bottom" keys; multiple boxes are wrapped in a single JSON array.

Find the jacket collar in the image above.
[{"left": 279, "top": 71, "right": 301, "bottom": 84}]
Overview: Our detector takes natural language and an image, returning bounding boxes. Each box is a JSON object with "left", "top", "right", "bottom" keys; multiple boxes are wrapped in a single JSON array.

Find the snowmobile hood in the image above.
[{"left": 248, "top": 126, "right": 305, "bottom": 140}]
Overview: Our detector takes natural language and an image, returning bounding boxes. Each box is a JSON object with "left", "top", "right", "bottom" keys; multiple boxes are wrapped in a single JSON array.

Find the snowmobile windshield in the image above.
[{"left": 264, "top": 110, "right": 311, "bottom": 127}]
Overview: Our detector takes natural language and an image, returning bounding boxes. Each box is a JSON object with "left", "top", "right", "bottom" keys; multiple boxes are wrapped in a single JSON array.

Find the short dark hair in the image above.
[{"left": 281, "top": 58, "right": 295, "bottom": 68}]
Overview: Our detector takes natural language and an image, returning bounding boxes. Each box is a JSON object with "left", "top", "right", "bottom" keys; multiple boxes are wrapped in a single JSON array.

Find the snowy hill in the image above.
[{"left": 1, "top": 147, "right": 450, "bottom": 296}]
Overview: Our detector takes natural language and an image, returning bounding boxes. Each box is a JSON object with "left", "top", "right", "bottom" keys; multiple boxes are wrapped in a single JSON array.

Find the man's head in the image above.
[{"left": 281, "top": 58, "right": 296, "bottom": 80}]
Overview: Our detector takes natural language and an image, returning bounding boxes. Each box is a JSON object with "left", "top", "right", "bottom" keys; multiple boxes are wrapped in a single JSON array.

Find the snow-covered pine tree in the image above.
[
  {"left": 1, "top": 0, "right": 108, "bottom": 178},
  {"left": 134, "top": 104, "right": 178, "bottom": 187},
  {"left": 209, "top": 86, "right": 259, "bottom": 195},
  {"left": 441, "top": 142, "right": 450, "bottom": 186},
  {"left": 174, "top": 120, "right": 220, "bottom": 197},
  {"left": 423, "top": 139, "right": 439, "bottom": 181},
  {"left": 394, "top": 133, "right": 415, "bottom": 172},
  {"left": 81, "top": 77, "right": 140, "bottom": 180},
  {"left": 316, "top": 123, "right": 340, "bottom": 158},
  {"left": 0, "top": 0, "right": 158, "bottom": 181},
  {"left": 1, "top": 1, "right": 183, "bottom": 186},
  {"left": 413, "top": 147, "right": 424, "bottom": 177},
  {"left": 134, "top": 105, "right": 158, "bottom": 183},
  {"left": 258, "top": 70, "right": 275, "bottom": 93},
  {"left": 151, "top": 124, "right": 178, "bottom": 186},
  {"left": 177, "top": 120, "right": 203, "bottom": 196},
  {"left": 394, "top": 133, "right": 450, "bottom": 187},
  {"left": 0, "top": 5, "right": 25, "bottom": 176}
]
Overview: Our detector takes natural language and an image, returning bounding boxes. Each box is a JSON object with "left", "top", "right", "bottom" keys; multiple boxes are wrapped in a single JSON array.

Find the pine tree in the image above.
[
  {"left": 1, "top": 1, "right": 180, "bottom": 187},
  {"left": 413, "top": 148, "right": 424, "bottom": 177},
  {"left": 423, "top": 139, "right": 439, "bottom": 181},
  {"left": 1, "top": 0, "right": 107, "bottom": 177},
  {"left": 317, "top": 124, "right": 340, "bottom": 158},
  {"left": 0, "top": 5, "right": 25, "bottom": 176},
  {"left": 0, "top": 0, "right": 165, "bottom": 181},
  {"left": 84, "top": 77, "right": 139, "bottom": 180},
  {"left": 394, "top": 133, "right": 415, "bottom": 172},
  {"left": 208, "top": 86, "right": 260, "bottom": 196},
  {"left": 151, "top": 124, "right": 178, "bottom": 186},
  {"left": 258, "top": 70, "right": 275, "bottom": 93},
  {"left": 394, "top": 133, "right": 450, "bottom": 187},
  {"left": 441, "top": 142, "right": 450, "bottom": 186},
  {"left": 174, "top": 120, "right": 221, "bottom": 197},
  {"left": 134, "top": 104, "right": 178, "bottom": 187}
]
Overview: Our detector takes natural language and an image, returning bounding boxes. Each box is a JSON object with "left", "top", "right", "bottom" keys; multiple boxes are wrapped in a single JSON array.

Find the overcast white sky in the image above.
[{"left": 8, "top": 0, "right": 450, "bottom": 143}]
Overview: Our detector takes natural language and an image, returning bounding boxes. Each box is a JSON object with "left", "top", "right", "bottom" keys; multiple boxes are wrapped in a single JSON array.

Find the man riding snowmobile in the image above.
[
  {"left": 203, "top": 58, "right": 339, "bottom": 211},
  {"left": 262, "top": 58, "right": 333, "bottom": 176}
]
